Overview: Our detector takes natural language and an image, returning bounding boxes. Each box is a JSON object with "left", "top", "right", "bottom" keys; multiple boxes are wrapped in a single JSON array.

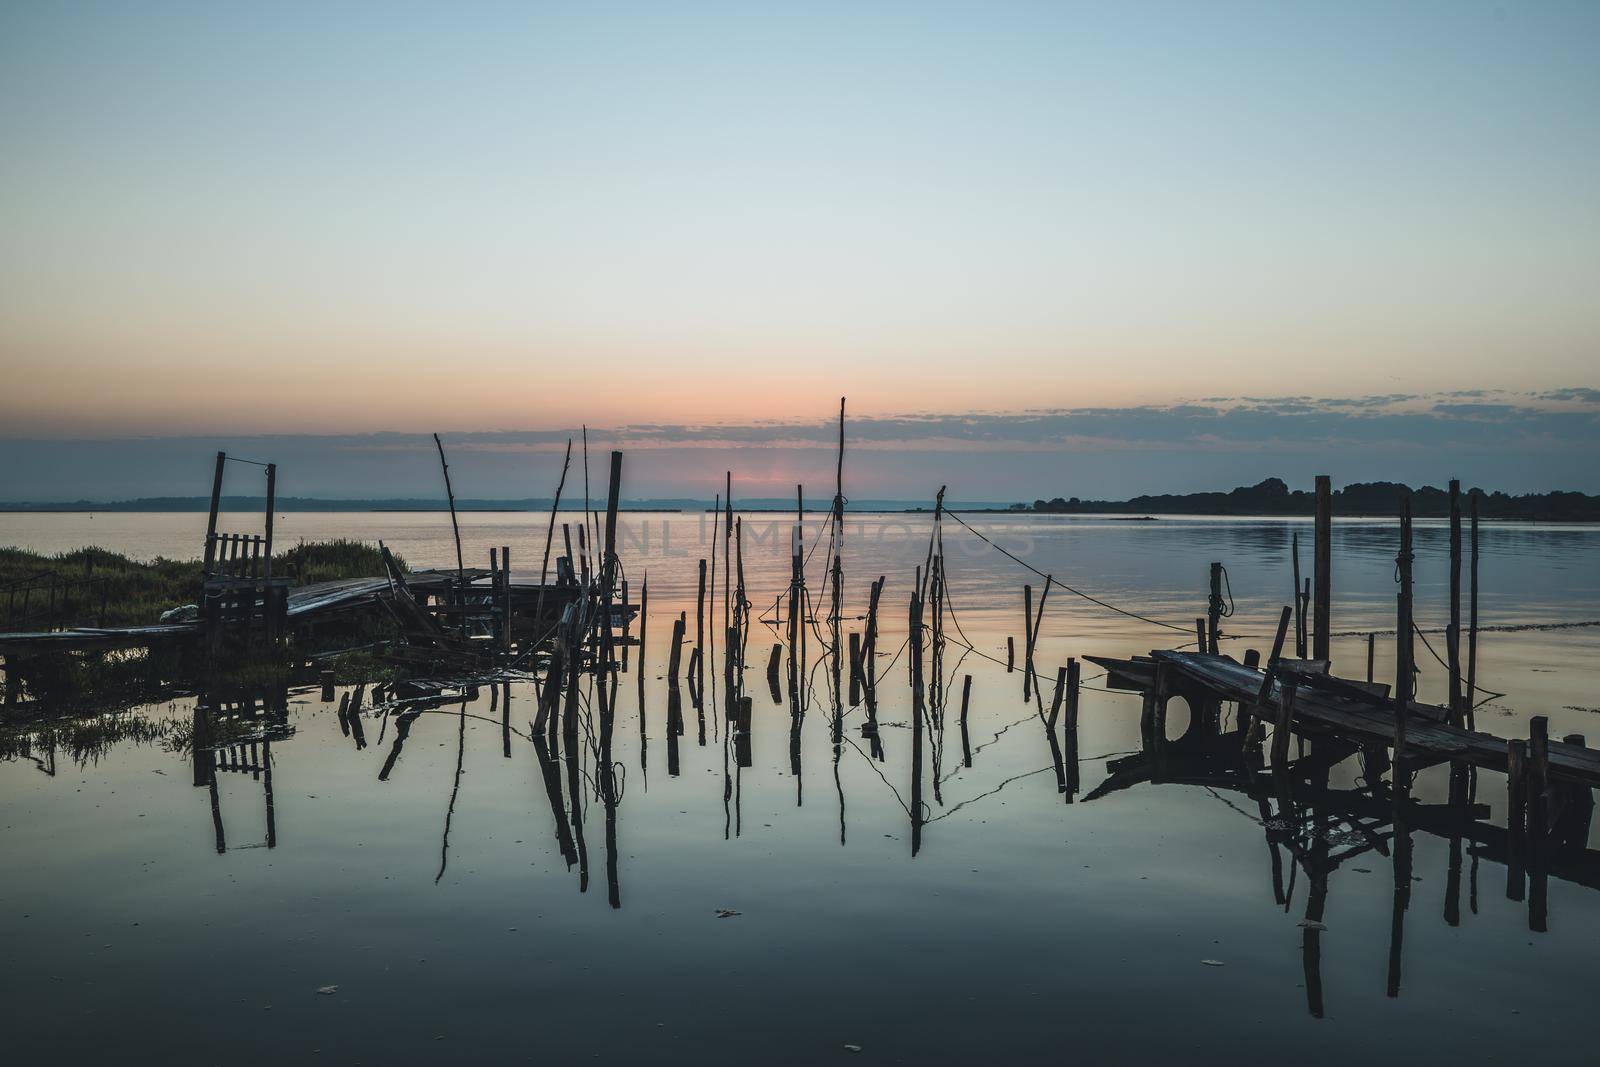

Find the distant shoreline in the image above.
[{"left": 2, "top": 477, "right": 1597, "bottom": 522}]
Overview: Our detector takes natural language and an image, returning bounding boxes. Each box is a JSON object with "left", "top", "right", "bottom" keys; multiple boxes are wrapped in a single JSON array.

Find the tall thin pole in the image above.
[
  {"left": 433, "top": 432, "right": 467, "bottom": 640},
  {"left": 1395, "top": 498, "right": 1414, "bottom": 762},
  {"left": 1447, "top": 478, "right": 1463, "bottom": 726},
  {"left": 1313, "top": 474, "right": 1331, "bottom": 662},
  {"left": 203, "top": 451, "right": 226, "bottom": 576},
  {"left": 534, "top": 440, "right": 573, "bottom": 639},
  {"left": 262, "top": 463, "right": 277, "bottom": 579},
  {"left": 1466, "top": 492, "right": 1479, "bottom": 730}
]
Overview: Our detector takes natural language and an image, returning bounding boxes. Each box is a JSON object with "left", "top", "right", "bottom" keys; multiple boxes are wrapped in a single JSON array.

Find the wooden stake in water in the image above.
[
  {"left": 432, "top": 432, "right": 467, "bottom": 641},
  {"left": 1466, "top": 493, "right": 1480, "bottom": 730},
  {"left": 1394, "top": 499, "right": 1415, "bottom": 761},
  {"left": 1313, "top": 474, "right": 1331, "bottom": 662},
  {"left": 1448, "top": 478, "right": 1463, "bottom": 725}
]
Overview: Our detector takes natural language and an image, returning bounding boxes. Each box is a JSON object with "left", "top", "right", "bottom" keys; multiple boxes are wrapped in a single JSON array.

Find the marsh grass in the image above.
[{"left": 0, "top": 540, "right": 404, "bottom": 630}]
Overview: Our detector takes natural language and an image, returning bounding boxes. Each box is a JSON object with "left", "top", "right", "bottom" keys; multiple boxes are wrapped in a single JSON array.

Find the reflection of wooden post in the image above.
[
  {"left": 1312, "top": 475, "right": 1331, "bottom": 662},
  {"left": 1506, "top": 738, "right": 1526, "bottom": 901},
  {"left": 909, "top": 592, "right": 925, "bottom": 856},
  {"left": 1529, "top": 716, "right": 1550, "bottom": 932},
  {"left": 959, "top": 674, "right": 973, "bottom": 768},
  {"left": 1063, "top": 659, "right": 1080, "bottom": 799}
]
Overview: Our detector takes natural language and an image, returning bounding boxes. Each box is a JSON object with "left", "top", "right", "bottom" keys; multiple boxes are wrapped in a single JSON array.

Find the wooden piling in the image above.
[
  {"left": 1047, "top": 664, "right": 1068, "bottom": 730},
  {"left": 1394, "top": 499, "right": 1414, "bottom": 761},
  {"left": 1448, "top": 478, "right": 1463, "bottom": 725},
  {"left": 1022, "top": 584, "right": 1034, "bottom": 698},
  {"left": 534, "top": 439, "right": 573, "bottom": 635},
  {"left": 1466, "top": 493, "right": 1479, "bottom": 730},
  {"left": 848, "top": 632, "right": 862, "bottom": 706},
  {"left": 667, "top": 613, "right": 685, "bottom": 684},
  {"left": 1529, "top": 716, "right": 1550, "bottom": 931},
  {"left": 1313, "top": 474, "right": 1331, "bottom": 662},
  {"left": 203, "top": 451, "right": 226, "bottom": 576},
  {"left": 320, "top": 669, "right": 335, "bottom": 702},
  {"left": 695, "top": 558, "right": 707, "bottom": 699},
  {"left": 1207, "top": 561, "right": 1224, "bottom": 653},
  {"left": 959, "top": 673, "right": 973, "bottom": 767},
  {"left": 432, "top": 433, "right": 468, "bottom": 641},
  {"left": 1291, "top": 532, "right": 1305, "bottom": 659}
]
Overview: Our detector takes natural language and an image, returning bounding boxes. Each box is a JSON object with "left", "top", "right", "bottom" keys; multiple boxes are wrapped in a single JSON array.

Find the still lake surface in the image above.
[{"left": 2, "top": 511, "right": 1598, "bottom": 1064}]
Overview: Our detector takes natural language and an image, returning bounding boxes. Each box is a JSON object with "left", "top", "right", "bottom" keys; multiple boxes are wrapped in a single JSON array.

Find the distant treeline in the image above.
[
  {"left": 0, "top": 495, "right": 1013, "bottom": 513},
  {"left": 1027, "top": 478, "right": 1600, "bottom": 521},
  {"left": 0, "top": 495, "right": 685, "bottom": 513}
]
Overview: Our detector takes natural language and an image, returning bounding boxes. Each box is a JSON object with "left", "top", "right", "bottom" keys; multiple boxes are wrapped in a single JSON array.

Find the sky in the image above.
[{"left": 1, "top": 1, "right": 1596, "bottom": 499}]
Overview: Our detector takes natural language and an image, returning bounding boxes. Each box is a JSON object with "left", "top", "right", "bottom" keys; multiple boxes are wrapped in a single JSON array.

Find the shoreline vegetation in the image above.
[
  {"left": 2, "top": 478, "right": 1597, "bottom": 520},
  {"left": 0, "top": 540, "right": 401, "bottom": 630}
]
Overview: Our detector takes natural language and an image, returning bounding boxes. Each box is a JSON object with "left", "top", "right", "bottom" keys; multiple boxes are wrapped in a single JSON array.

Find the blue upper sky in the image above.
[{"left": 0, "top": 2, "right": 1595, "bottom": 495}]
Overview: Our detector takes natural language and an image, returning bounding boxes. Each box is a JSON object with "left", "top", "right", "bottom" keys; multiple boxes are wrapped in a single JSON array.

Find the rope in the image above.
[{"left": 944, "top": 510, "right": 1191, "bottom": 633}]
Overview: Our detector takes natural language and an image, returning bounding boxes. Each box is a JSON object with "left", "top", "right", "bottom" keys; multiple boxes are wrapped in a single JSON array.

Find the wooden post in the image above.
[
  {"left": 1022, "top": 584, "right": 1034, "bottom": 699},
  {"left": 848, "top": 631, "right": 862, "bottom": 706},
  {"left": 320, "top": 669, "right": 335, "bottom": 702},
  {"left": 1194, "top": 617, "right": 1206, "bottom": 652},
  {"left": 262, "top": 462, "right": 276, "bottom": 578},
  {"left": 1047, "top": 664, "right": 1068, "bottom": 730},
  {"left": 501, "top": 544, "right": 512, "bottom": 651},
  {"left": 1529, "top": 715, "right": 1550, "bottom": 932},
  {"left": 1394, "top": 500, "right": 1414, "bottom": 761},
  {"left": 1448, "top": 478, "right": 1463, "bottom": 725},
  {"left": 1291, "top": 532, "right": 1305, "bottom": 659},
  {"left": 1207, "top": 561, "right": 1223, "bottom": 653},
  {"left": 1006, "top": 635, "right": 1015, "bottom": 672},
  {"left": 1245, "top": 606, "right": 1293, "bottom": 748},
  {"left": 667, "top": 614, "right": 685, "bottom": 684},
  {"left": 1528, "top": 716, "right": 1550, "bottom": 842},
  {"left": 862, "top": 576, "right": 882, "bottom": 683},
  {"left": 203, "top": 451, "right": 226, "bottom": 576},
  {"left": 1466, "top": 493, "right": 1479, "bottom": 730},
  {"left": 695, "top": 558, "right": 706, "bottom": 700},
  {"left": 1313, "top": 474, "right": 1331, "bottom": 662},
  {"left": 534, "top": 439, "right": 573, "bottom": 638},
  {"left": 432, "top": 433, "right": 467, "bottom": 641},
  {"left": 1367, "top": 632, "right": 1375, "bottom": 684}
]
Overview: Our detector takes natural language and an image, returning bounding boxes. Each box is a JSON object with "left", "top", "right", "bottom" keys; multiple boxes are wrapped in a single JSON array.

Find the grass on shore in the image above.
[{"left": 0, "top": 540, "right": 404, "bottom": 630}]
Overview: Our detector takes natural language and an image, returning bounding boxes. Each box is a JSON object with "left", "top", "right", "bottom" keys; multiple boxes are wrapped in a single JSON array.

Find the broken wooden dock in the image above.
[{"left": 1087, "top": 649, "right": 1600, "bottom": 788}]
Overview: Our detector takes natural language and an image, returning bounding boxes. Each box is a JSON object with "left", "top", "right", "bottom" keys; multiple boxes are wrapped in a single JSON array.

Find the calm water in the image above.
[{"left": 2, "top": 511, "right": 1598, "bottom": 1063}]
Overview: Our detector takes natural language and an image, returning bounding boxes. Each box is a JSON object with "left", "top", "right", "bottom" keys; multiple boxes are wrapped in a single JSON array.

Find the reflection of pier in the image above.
[{"left": 190, "top": 682, "right": 293, "bottom": 854}]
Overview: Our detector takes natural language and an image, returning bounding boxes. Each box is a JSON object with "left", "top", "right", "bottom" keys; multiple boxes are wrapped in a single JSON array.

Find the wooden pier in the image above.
[{"left": 1088, "top": 649, "right": 1600, "bottom": 788}]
